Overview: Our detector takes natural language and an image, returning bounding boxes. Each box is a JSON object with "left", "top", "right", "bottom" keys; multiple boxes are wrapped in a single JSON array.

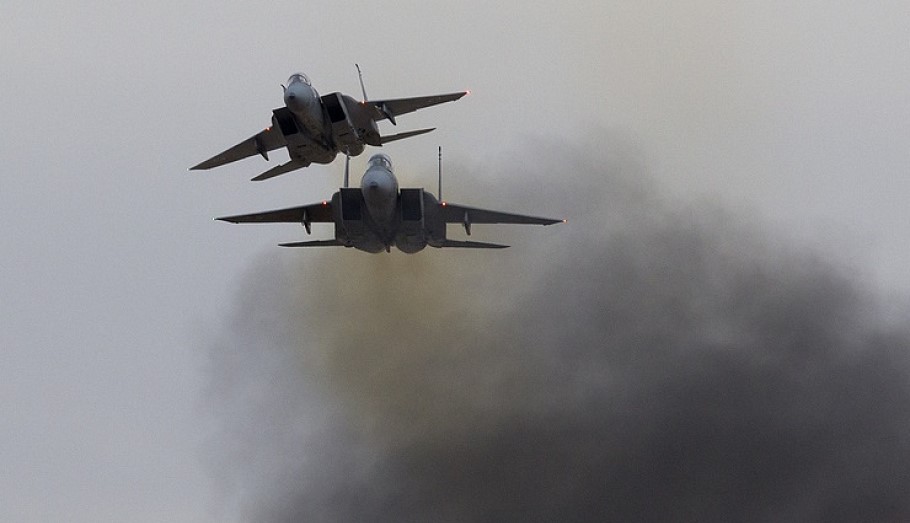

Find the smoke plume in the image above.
[{"left": 205, "top": 134, "right": 910, "bottom": 522}]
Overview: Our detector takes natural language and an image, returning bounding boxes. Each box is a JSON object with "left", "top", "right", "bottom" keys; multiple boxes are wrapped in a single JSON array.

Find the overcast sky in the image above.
[{"left": 2, "top": 1, "right": 910, "bottom": 521}]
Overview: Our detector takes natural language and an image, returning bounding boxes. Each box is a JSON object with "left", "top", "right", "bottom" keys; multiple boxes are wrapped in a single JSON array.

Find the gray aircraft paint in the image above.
[
  {"left": 190, "top": 72, "right": 467, "bottom": 181},
  {"left": 216, "top": 153, "right": 562, "bottom": 252}
]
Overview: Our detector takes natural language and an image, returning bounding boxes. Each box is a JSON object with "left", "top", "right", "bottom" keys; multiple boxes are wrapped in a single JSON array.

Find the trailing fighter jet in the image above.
[
  {"left": 216, "top": 151, "right": 563, "bottom": 253},
  {"left": 190, "top": 68, "right": 468, "bottom": 181}
]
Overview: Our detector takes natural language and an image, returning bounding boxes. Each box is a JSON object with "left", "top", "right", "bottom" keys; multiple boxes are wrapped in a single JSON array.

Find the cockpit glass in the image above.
[
  {"left": 288, "top": 73, "right": 311, "bottom": 86},
  {"left": 369, "top": 154, "right": 392, "bottom": 170}
]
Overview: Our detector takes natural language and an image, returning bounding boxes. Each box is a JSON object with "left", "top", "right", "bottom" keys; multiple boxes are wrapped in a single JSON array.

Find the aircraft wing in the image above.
[
  {"left": 439, "top": 202, "right": 563, "bottom": 226},
  {"left": 368, "top": 91, "right": 468, "bottom": 120},
  {"left": 190, "top": 127, "right": 286, "bottom": 171},
  {"left": 215, "top": 201, "right": 333, "bottom": 224}
]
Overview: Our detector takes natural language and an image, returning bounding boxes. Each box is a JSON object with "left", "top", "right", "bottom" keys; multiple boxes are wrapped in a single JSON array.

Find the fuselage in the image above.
[
  {"left": 361, "top": 153, "right": 399, "bottom": 225},
  {"left": 283, "top": 73, "right": 324, "bottom": 138},
  {"left": 330, "top": 154, "right": 444, "bottom": 253},
  {"left": 277, "top": 72, "right": 378, "bottom": 165}
]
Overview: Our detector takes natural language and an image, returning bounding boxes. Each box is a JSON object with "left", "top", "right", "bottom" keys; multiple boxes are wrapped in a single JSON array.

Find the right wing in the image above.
[
  {"left": 190, "top": 126, "right": 286, "bottom": 171},
  {"left": 216, "top": 200, "right": 333, "bottom": 224}
]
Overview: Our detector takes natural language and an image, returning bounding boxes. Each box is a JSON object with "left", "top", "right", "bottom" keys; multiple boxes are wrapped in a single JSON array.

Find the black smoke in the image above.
[{"left": 205, "top": 135, "right": 910, "bottom": 522}]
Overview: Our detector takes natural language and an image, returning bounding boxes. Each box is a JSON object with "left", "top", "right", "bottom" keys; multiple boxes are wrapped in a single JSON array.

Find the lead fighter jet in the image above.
[
  {"left": 190, "top": 69, "right": 467, "bottom": 181},
  {"left": 216, "top": 152, "right": 563, "bottom": 253}
]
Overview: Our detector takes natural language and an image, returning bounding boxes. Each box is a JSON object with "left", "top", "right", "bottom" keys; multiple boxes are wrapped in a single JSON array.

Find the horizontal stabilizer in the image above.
[
  {"left": 379, "top": 128, "right": 435, "bottom": 145},
  {"left": 438, "top": 240, "right": 509, "bottom": 249},
  {"left": 278, "top": 239, "right": 345, "bottom": 248},
  {"left": 251, "top": 160, "right": 309, "bottom": 181}
]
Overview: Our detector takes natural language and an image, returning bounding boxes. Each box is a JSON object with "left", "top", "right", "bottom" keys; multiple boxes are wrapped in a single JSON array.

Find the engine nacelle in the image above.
[
  {"left": 395, "top": 188, "right": 428, "bottom": 253},
  {"left": 322, "top": 92, "right": 364, "bottom": 154}
]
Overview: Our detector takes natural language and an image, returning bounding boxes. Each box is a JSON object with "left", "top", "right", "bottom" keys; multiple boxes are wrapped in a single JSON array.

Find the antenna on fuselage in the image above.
[
  {"left": 357, "top": 63, "right": 397, "bottom": 125},
  {"left": 343, "top": 150, "right": 350, "bottom": 188},
  {"left": 437, "top": 146, "right": 443, "bottom": 201},
  {"left": 355, "top": 63, "right": 368, "bottom": 102}
]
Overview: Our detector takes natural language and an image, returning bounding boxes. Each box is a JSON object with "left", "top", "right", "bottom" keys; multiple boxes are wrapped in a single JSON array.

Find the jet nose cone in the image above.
[{"left": 284, "top": 84, "right": 309, "bottom": 110}]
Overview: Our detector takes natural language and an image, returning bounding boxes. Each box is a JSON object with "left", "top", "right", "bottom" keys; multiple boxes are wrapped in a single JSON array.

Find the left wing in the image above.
[
  {"left": 368, "top": 91, "right": 468, "bottom": 122},
  {"left": 439, "top": 202, "right": 563, "bottom": 226},
  {"left": 216, "top": 200, "right": 333, "bottom": 225}
]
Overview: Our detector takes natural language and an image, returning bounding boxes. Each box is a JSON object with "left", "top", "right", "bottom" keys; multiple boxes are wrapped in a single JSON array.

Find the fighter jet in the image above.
[
  {"left": 190, "top": 68, "right": 468, "bottom": 181},
  {"left": 216, "top": 152, "right": 563, "bottom": 253}
]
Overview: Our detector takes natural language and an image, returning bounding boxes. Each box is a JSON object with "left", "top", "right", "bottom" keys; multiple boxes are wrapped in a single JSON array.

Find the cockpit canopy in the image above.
[
  {"left": 368, "top": 154, "right": 393, "bottom": 171},
  {"left": 287, "top": 73, "right": 311, "bottom": 86}
]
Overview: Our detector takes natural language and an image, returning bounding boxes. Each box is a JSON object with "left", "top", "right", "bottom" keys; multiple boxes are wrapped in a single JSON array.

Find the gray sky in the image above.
[{"left": 2, "top": 1, "right": 909, "bottom": 520}]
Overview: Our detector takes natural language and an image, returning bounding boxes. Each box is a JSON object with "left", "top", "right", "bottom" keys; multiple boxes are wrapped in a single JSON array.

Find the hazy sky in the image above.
[{"left": 2, "top": 1, "right": 909, "bottom": 520}]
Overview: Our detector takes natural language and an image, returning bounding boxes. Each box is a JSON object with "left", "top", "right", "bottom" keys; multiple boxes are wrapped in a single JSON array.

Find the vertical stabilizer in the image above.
[
  {"left": 438, "top": 146, "right": 443, "bottom": 201},
  {"left": 355, "top": 63, "right": 368, "bottom": 102}
]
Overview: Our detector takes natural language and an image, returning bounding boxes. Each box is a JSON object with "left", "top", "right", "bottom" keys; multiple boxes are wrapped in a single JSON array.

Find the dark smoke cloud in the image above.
[{"left": 205, "top": 133, "right": 910, "bottom": 522}]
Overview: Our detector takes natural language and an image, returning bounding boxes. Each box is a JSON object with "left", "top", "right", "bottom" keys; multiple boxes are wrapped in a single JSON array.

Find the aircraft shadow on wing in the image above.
[
  {"left": 216, "top": 152, "right": 564, "bottom": 253},
  {"left": 190, "top": 68, "right": 468, "bottom": 181}
]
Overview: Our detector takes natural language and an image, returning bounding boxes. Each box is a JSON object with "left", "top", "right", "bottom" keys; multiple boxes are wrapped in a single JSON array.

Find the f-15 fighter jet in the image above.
[
  {"left": 216, "top": 152, "right": 563, "bottom": 253},
  {"left": 191, "top": 69, "right": 467, "bottom": 181}
]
